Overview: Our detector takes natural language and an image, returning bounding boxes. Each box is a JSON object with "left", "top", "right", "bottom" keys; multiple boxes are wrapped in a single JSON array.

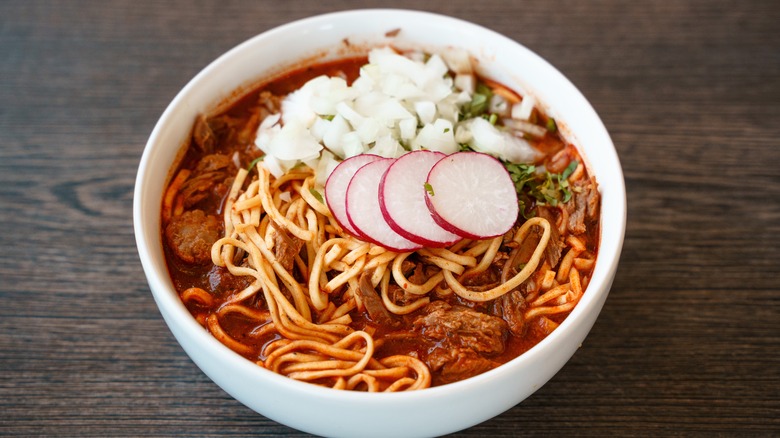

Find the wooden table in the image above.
[{"left": 2, "top": 0, "right": 778, "bottom": 436}]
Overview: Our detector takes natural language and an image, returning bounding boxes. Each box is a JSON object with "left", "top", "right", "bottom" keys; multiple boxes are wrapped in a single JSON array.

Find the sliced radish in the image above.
[
  {"left": 325, "top": 154, "right": 382, "bottom": 236},
  {"left": 425, "top": 152, "right": 519, "bottom": 239},
  {"left": 346, "top": 159, "right": 423, "bottom": 252},
  {"left": 379, "top": 150, "right": 461, "bottom": 247}
]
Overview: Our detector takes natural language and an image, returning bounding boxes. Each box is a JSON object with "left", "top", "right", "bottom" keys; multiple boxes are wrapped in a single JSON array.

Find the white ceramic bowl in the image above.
[{"left": 134, "top": 9, "right": 625, "bottom": 437}]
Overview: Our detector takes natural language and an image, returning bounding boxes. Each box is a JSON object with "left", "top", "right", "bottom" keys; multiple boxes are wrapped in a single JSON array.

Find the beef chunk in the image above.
[
  {"left": 165, "top": 209, "right": 220, "bottom": 264},
  {"left": 179, "top": 154, "right": 234, "bottom": 208},
  {"left": 427, "top": 347, "right": 500, "bottom": 384},
  {"left": 193, "top": 153, "right": 233, "bottom": 174},
  {"left": 271, "top": 224, "right": 304, "bottom": 272},
  {"left": 414, "top": 301, "right": 507, "bottom": 354},
  {"left": 387, "top": 284, "right": 418, "bottom": 307},
  {"left": 193, "top": 115, "right": 216, "bottom": 153},
  {"left": 585, "top": 177, "right": 600, "bottom": 218},
  {"left": 460, "top": 266, "right": 501, "bottom": 292},
  {"left": 493, "top": 289, "right": 527, "bottom": 337},
  {"left": 535, "top": 206, "right": 564, "bottom": 267},
  {"left": 258, "top": 91, "right": 282, "bottom": 114},
  {"left": 413, "top": 302, "right": 508, "bottom": 383},
  {"left": 567, "top": 177, "right": 599, "bottom": 235},
  {"left": 355, "top": 272, "right": 399, "bottom": 328},
  {"left": 207, "top": 265, "right": 253, "bottom": 297}
]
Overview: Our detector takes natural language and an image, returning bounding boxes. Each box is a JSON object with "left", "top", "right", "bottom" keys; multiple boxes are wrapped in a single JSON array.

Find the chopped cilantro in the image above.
[
  {"left": 309, "top": 188, "right": 324, "bottom": 204},
  {"left": 546, "top": 117, "right": 558, "bottom": 133},
  {"left": 423, "top": 182, "right": 435, "bottom": 196},
  {"left": 460, "top": 81, "right": 493, "bottom": 119},
  {"left": 246, "top": 156, "right": 265, "bottom": 171},
  {"left": 504, "top": 159, "right": 579, "bottom": 216}
]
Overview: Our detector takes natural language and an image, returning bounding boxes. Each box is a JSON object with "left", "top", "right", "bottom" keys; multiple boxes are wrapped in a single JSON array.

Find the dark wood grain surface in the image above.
[{"left": 1, "top": 0, "right": 778, "bottom": 436}]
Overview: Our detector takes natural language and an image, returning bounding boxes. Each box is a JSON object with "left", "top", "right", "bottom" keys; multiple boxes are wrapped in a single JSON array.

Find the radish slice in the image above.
[
  {"left": 425, "top": 152, "right": 519, "bottom": 239},
  {"left": 325, "top": 154, "right": 382, "bottom": 236},
  {"left": 379, "top": 150, "right": 461, "bottom": 247},
  {"left": 346, "top": 159, "right": 423, "bottom": 252}
]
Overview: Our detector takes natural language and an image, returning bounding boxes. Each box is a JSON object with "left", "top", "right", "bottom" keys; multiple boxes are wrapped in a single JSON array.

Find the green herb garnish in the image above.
[
  {"left": 504, "top": 159, "right": 579, "bottom": 216},
  {"left": 246, "top": 156, "right": 265, "bottom": 171},
  {"left": 424, "top": 182, "right": 435, "bottom": 196},
  {"left": 309, "top": 188, "right": 324, "bottom": 204},
  {"left": 557, "top": 160, "right": 578, "bottom": 203},
  {"left": 460, "top": 82, "right": 493, "bottom": 119},
  {"left": 459, "top": 143, "right": 475, "bottom": 152},
  {"left": 546, "top": 117, "right": 558, "bottom": 133}
]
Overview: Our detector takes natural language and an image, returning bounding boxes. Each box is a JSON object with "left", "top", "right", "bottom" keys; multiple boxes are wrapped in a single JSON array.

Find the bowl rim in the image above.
[{"left": 133, "top": 6, "right": 626, "bottom": 432}]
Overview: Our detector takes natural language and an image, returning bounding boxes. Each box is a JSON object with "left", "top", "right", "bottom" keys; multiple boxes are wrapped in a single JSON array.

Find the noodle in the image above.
[
  {"left": 197, "top": 160, "right": 591, "bottom": 391},
  {"left": 443, "top": 217, "right": 551, "bottom": 302}
]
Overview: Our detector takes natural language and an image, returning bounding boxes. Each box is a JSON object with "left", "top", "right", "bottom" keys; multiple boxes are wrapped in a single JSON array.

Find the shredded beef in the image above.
[
  {"left": 207, "top": 265, "right": 253, "bottom": 297},
  {"left": 271, "top": 224, "right": 304, "bottom": 272},
  {"left": 567, "top": 177, "right": 600, "bottom": 234},
  {"left": 459, "top": 266, "right": 501, "bottom": 292},
  {"left": 493, "top": 289, "right": 527, "bottom": 337},
  {"left": 179, "top": 154, "right": 234, "bottom": 208},
  {"left": 584, "top": 176, "right": 600, "bottom": 219},
  {"left": 535, "top": 206, "right": 564, "bottom": 267},
  {"left": 407, "top": 263, "right": 427, "bottom": 285},
  {"left": 387, "top": 284, "right": 419, "bottom": 307},
  {"left": 356, "top": 272, "right": 400, "bottom": 328},
  {"left": 165, "top": 209, "right": 221, "bottom": 264},
  {"left": 193, "top": 115, "right": 216, "bottom": 153},
  {"left": 258, "top": 91, "right": 282, "bottom": 114},
  {"left": 426, "top": 347, "right": 500, "bottom": 384},
  {"left": 194, "top": 153, "right": 233, "bottom": 174},
  {"left": 414, "top": 301, "right": 507, "bottom": 354},
  {"left": 414, "top": 301, "right": 507, "bottom": 383}
]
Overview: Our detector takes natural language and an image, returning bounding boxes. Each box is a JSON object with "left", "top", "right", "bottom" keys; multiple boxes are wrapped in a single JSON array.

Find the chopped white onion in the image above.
[
  {"left": 263, "top": 119, "right": 322, "bottom": 161},
  {"left": 399, "top": 118, "right": 417, "bottom": 142},
  {"left": 261, "top": 155, "right": 285, "bottom": 179},
  {"left": 231, "top": 151, "right": 241, "bottom": 169},
  {"left": 465, "top": 117, "right": 539, "bottom": 163},
  {"left": 489, "top": 94, "right": 509, "bottom": 117},
  {"left": 414, "top": 101, "right": 436, "bottom": 125},
  {"left": 511, "top": 95, "right": 536, "bottom": 121},
  {"left": 336, "top": 101, "right": 365, "bottom": 128},
  {"left": 440, "top": 47, "right": 473, "bottom": 74},
  {"left": 503, "top": 118, "right": 547, "bottom": 138},
  {"left": 282, "top": 82, "right": 318, "bottom": 127},
  {"left": 454, "top": 74, "right": 475, "bottom": 95},
  {"left": 341, "top": 132, "right": 364, "bottom": 158},
  {"left": 502, "top": 134, "right": 540, "bottom": 164},
  {"left": 412, "top": 119, "right": 457, "bottom": 154},
  {"left": 309, "top": 117, "right": 329, "bottom": 142},
  {"left": 254, "top": 46, "right": 543, "bottom": 182},
  {"left": 322, "top": 114, "right": 350, "bottom": 158},
  {"left": 367, "top": 134, "right": 405, "bottom": 158},
  {"left": 454, "top": 125, "right": 473, "bottom": 144},
  {"left": 356, "top": 117, "right": 380, "bottom": 144},
  {"left": 314, "top": 150, "right": 339, "bottom": 188}
]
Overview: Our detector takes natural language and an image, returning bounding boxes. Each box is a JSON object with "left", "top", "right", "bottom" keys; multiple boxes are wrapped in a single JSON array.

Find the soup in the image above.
[{"left": 161, "top": 47, "right": 599, "bottom": 391}]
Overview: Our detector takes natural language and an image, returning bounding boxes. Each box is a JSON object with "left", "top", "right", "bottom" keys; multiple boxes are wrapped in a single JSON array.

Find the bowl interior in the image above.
[{"left": 134, "top": 9, "right": 625, "bottom": 438}]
